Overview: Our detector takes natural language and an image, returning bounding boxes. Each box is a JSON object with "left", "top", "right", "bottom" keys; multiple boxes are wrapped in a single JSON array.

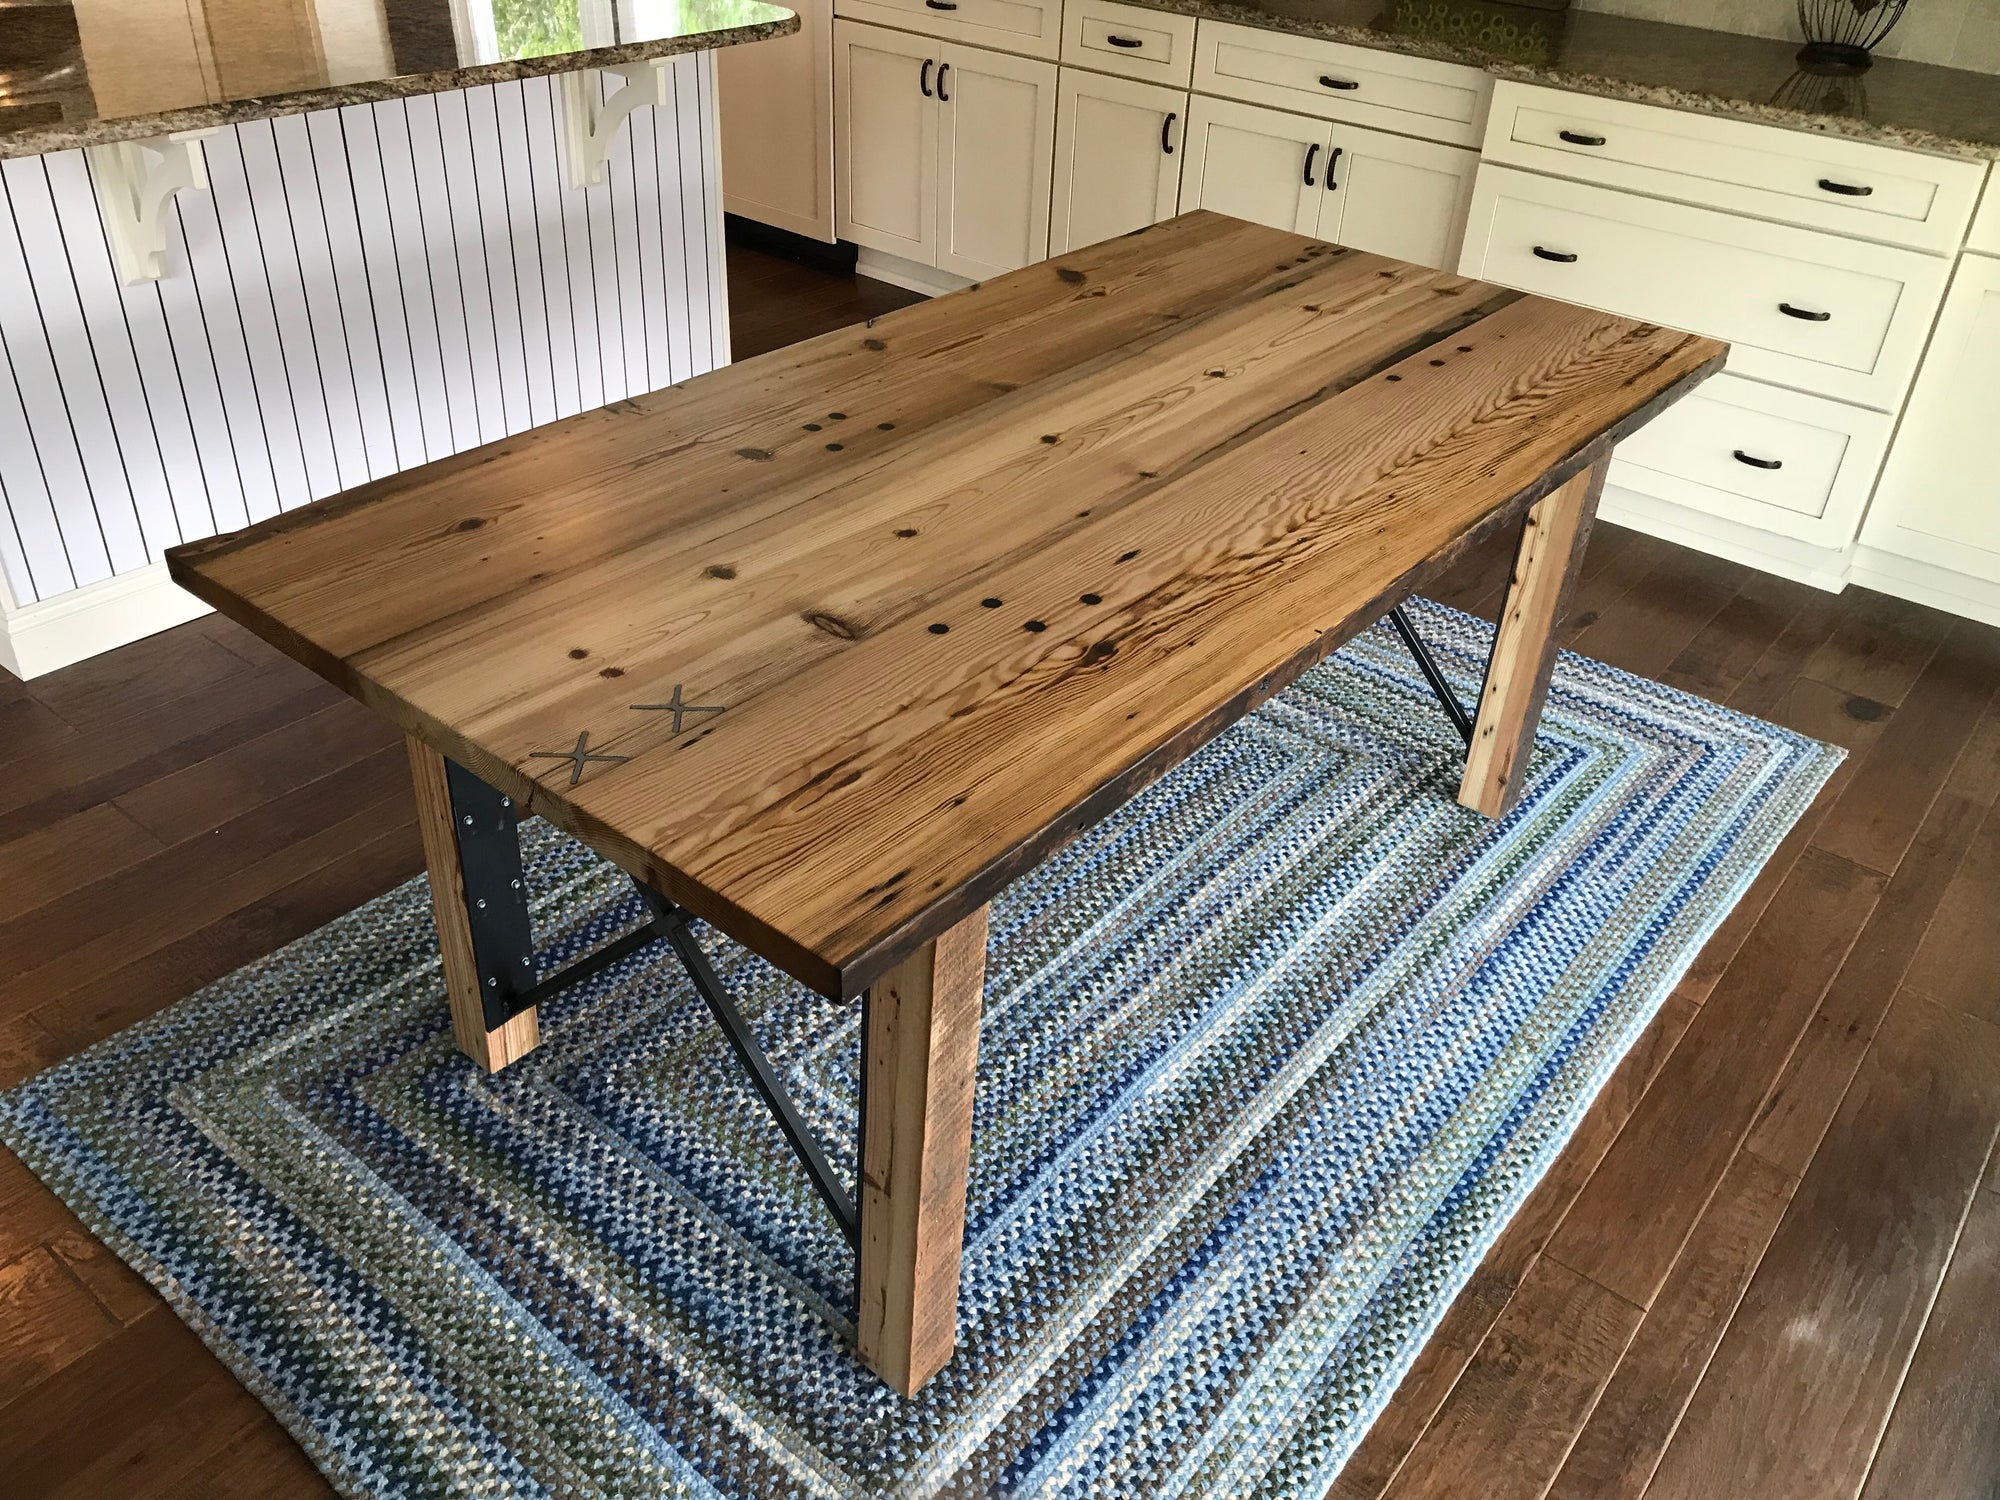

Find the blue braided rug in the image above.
[{"left": 2, "top": 599, "right": 1839, "bottom": 1499}]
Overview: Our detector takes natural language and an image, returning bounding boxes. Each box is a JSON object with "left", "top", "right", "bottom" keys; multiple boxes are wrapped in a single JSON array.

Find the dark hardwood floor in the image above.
[{"left": 2, "top": 240, "right": 1997, "bottom": 1499}]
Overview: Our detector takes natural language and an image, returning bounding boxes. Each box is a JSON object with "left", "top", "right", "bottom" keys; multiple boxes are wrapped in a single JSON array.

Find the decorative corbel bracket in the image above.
[
  {"left": 559, "top": 61, "right": 671, "bottom": 190},
  {"left": 84, "top": 129, "right": 218, "bottom": 284}
]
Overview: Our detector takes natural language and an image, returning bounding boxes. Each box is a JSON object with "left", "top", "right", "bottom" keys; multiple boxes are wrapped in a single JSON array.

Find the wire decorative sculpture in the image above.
[{"left": 1797, "top": 0, "right": 1911, "bottom": 74}]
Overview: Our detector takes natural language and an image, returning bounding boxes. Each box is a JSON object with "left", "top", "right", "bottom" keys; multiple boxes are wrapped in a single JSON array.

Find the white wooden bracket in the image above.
[
  {"left": 560, "top": 61, "right": 671, "bottom": 190},
  {"left": 84, "top": 130, "right": 218, "bottom": 284}
]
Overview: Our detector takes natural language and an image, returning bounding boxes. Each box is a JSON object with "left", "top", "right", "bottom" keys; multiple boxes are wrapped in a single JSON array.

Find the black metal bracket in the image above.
[
  {"left": 443, "top": 753, "right": 858, "bottom": 1245},
  {"left": 1387, "top": 606, "right": 1476, "bottom": 749}
]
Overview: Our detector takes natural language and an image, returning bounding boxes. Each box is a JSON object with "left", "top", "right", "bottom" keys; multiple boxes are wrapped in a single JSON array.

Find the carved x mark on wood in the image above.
[
  {"left": 529, "top": 731, "right": 630, "bottom": 786},
  {"left": 631, "top": 684, "right": 725, "bottom": 733}
]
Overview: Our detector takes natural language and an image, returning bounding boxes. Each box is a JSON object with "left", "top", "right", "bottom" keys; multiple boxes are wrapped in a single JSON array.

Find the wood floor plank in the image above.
[
  {"left": 1544, "top": 1150, "right": 1795, "bottom": 1500},
  {"left": 1564, "top": 544, "right": 1748, "bottom": 682},
  {"left": 1858, "top": 1185, "right": 2000, "bottom": 1500},
  {"left": 1548, "top": 847, "right": 1882, "bottom": 1308},
  {"left": 1329, "top": 996, "right": 1698, "bottom": 1500},
  {"left": 0, "top": 802, "right": 164, "bottom": 919},
  {"left": 1812, "top": 623, "right": 2000, "bottom": 877},
  {"left": 1658, "top": 570, "right": 1819, "bottom": 704},
  {"left": 1800, "top": 586, "right": 1952, "bottom": 709},
  {"left": 24, "top": 625, "right": 255, "bottom": 737},
  {"left": 0, "top": 1151, "right": 73, "bottom": 1267},
  {"left": 1747, "top": 787, "right": 1985, "bottom": 1173},
  {"left": 1726, "top": 588, "right": 1846, "bottom": 723},
  {"left": 46, "top": 1226, "right": 156, "bottom": 1327},
  {"left": 1901, "top": 799, "right": 2000, "bottom": 1025},
  {"left": 0, "top": 1245, "right": 120, "bottom": 1408},
  {"left": 1376, "top": 1257, "right": 1641, "bottom": 1500},
  {"left": 1644, "top": 991, "right": 2000, "bottom": 1500}
]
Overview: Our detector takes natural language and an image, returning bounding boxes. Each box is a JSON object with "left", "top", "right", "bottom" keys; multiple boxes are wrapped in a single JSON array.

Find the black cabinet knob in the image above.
[
  {"left": 1559, "top": 129, "right": 1607, "bottom": 146},
  {"left": 1818, "top": 178, "right": 1873, "bottom": 197},
  {"left": 1779, "top": 302, "right": 1832, "bottom": 322},
  {"left": 1532, "top": 246, "right": 1579, "bottom": 263},
  {"left": 1318, "top": 75, "right": 1360, "bottom": 90},
  {"left": 1106, "top": 33, "right": 1142, "bottom": 46},
  {"left": 1733, "top": 450, "right": 1784, "bottom": 471}
]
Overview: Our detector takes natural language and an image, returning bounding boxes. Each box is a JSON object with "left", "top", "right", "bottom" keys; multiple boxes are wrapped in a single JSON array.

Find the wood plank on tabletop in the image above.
[
  {"left": 1546, "top": 846, "right": 1881, "bottom": 1308},
  {"left": 1543, "top": 1150, "right": 1795, "bottom": 1500},
  {"left": 1374, "top": 1257, "right": 1640, "bottom": 1500},
  {"left": 1328, "top": 995, "right": 1697, "bottom": 1500},
  {"left": 1644, "top": 989, "right": 2000, "bottom": 1500},
  {"left": 1858, "top": 1184, "right": 2000, "bottom": 1500},
  {"left": 1812, "top": 622, "right": 2000, "bottom": 877},
  {"left": 1747, "top": 787, "right": 1985, "bottom": 1172}
]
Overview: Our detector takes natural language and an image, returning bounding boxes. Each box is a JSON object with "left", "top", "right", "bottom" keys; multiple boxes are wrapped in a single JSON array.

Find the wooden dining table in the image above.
[{"left": 166, "top": 210, "right": 1726, "bottom": 1397}]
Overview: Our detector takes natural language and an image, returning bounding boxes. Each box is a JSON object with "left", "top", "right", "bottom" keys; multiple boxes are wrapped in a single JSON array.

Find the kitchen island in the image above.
[{"left": 0, "top": 0, "right": 795, "bottom": 677}]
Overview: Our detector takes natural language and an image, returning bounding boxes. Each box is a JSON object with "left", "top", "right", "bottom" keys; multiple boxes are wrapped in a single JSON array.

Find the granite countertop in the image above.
[
  {"left": 0, "top": 0, "right": 796, "bottom": 160},
  {"left": 1118, "top": 0, "right": 2000, "bottom": 160}
]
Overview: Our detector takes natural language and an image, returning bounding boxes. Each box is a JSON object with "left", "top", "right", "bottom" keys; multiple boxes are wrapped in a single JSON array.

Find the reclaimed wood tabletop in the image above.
[{"left": 168, "top": 211, "right": 1724, "bottom": 1002}]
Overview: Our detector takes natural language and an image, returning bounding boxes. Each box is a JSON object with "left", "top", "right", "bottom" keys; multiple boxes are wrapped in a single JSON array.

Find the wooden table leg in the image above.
[
  {"left": 856, "top": 904, "right": 990, "bottom": 1396},
  {"left": 1458, "top": 456, "right": 1608, "bottom": 819},
  {"left": 407, "top": 736, "right": 541, "bottom": 1072}
]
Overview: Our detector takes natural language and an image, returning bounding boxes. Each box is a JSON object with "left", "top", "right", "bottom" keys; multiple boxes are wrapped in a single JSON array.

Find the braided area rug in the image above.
[{"left": 1, "top": 599, "right": 1839, "bottom": 1500}]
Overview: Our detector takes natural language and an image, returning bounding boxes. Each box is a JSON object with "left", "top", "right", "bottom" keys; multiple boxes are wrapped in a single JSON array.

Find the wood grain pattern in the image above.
[
  {"left": 406, "top": 736, "right": 539, "bottom": 1072},
  {"left": 167, "top": 212, "right": 1724, "bottom": 1001},
  {"left": 856, "top": 904, "right": 989, "bottom": 1396},
  {"left": 1458, "top": 458, "right": 1603, "bottom": 817}
]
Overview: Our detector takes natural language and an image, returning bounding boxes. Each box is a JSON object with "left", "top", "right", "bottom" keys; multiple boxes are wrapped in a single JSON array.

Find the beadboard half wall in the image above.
[{"left": 0, "top": 54, "right": 729, "bottom": 680}]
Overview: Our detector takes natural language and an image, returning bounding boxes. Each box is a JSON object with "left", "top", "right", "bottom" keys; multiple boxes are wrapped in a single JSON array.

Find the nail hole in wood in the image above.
[
  {"left": 982, "top": 597, "right": 1002, "bottom": 608},
  {"left": 829, "top": 411, "right": 847, "bottom": 420},
  {"left": 895, "top": 527, "right": 917, "bottom": 538},
  {"left": 929, "top": 623, "right": 949, "bottom": 635},
  {"left": 705, "top": 564, "right": 736, "bottom": 579},
  {"left": 878, "top": 421, "right": 895, "bottom": 430},
  {"left": 1080, "top": 593, "right": 1101, "bottom": 605},
  {"left": 1117, "top": 549, "right": 1139, "bottom": 563},
  {"left": 568, "top": 648, "right": 588, "bottom": 659},
  {"left": 1024, "top": 620, "right": 1047, "bottom": 632},
  {"left": 804, "top": 422, "right": 822, "bottom": 431},
  {"left": 826, "top": 442, "right": 844, "bottom": 451}
]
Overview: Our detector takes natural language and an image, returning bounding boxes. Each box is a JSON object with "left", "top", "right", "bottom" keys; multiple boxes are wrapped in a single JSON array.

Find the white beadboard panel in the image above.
[{"left": 0, "top": 61, "right": 726, "bottom": 614}]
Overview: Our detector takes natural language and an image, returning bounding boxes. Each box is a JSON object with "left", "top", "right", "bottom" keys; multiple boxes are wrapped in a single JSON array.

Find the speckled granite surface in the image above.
[
  {"left": 1119, "top": 0, "right": 2000, "bottom": 158},
  {"left": 0, "top": 0, "right": 796, "bottom": 160}
]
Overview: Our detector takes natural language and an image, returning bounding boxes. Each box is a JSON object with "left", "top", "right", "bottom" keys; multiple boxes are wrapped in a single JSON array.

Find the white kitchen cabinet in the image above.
[
  {"left": 1860, "top": 252, "right": 2000, "bottom": 586},
  {"left": 1051, "top": 70, "right": 1186, "bottom": 253},
  {"left": 835, "top": 20, "right": 938, "bottom": 262},
  {"left": 719, "top": 0, "right": 837, "bottom": 241},
  {"left": 1178, "top": 95, "right": 1475, "bottom": 269},
  {"left": 835, "top": 20, "right": 1054, "bottom": 277},
  {"left": 937, "top": 43, "right": 1059, "bottom": 276}
]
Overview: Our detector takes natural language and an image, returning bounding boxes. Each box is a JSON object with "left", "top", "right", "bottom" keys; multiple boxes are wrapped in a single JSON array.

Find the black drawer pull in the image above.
[
  {"left": 1532, "top": 246, "right": 1578, "bottom": 263},
  {"left": 936, "top": 60, "right": 951, "bottom": 100},
  {"left": 1779, "top": 302, "right": 1831, "bottom": 322},
  {"left": 1161, "top": 110, "right": 1177, "bottom": 155},
  {"left": 1819, "top": 178, "right": 1873, "bottom": 197},
  {"left": 1559, "top": 129, "right": 1607, "bottom": 146},
  {"left": 1323, "top": 145, "right": 1344, "bottom": 191},
  {"left": 920, "top": 57, "right": 933, "bottom": 96},
  {"left": 925, "top": 0, "right": 959, "bottom": 9},
  {"left": 1302, "top": 141, "right": 1319, "bottom": 187},
  {"left": 1733, "top": 450, "right": 1784, "bottom": 471},
  {"left": 1106, "top": 33, "right": 1142, "bottom": 46},
  {"left": 1319, "top": 75, "right": 1360, "bottom": 90}
]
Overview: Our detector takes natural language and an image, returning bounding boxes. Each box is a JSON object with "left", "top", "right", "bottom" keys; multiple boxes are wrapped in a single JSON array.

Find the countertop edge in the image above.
[{"left": 0, "top": 13, "right": 800, "bottom": 163}]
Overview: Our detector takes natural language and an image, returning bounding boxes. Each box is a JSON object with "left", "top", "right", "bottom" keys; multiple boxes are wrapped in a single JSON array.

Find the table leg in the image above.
[
  {"left": 856, "top": 904, "right": 990, "bottom": 1396},
  {"left": 1458, "top": 456, "right": 1607, "bottom": 818},
  {"left": 407, "top": 736, "right": 541, "bottom": 1072}
]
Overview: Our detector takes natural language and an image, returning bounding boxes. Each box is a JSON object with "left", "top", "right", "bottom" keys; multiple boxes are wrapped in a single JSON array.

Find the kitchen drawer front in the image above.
[
  {"left": 1483, "top": 82, "right": 1985, "bottom": 255},
  {"left": 1192, "top": 21, "right": 1490, "bottom": 149},
  {"left": 1461, "top": 166, "right": 1950, "bottom": 411},
  {"left": 1610, "top": 372, "right": 1892, "bottom": 545},
  {"left": 1063, "top": 0, "right": 1194, "bottom": 87},
  {"left": 1970, "top": 173, "right": 2000, "bottom": 256},
  {"left": 835, "top": 0, "right": 1058, "bottom": 59}
]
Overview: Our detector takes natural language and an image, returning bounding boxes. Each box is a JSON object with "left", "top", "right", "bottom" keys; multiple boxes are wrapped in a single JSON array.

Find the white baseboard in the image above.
[
  {"left": 0, "top": 562, "right": 211, "bottom": 681},
  {"left": 854, "top": 247, "right": 971, "bottom": 298},
  {"left": 1849, "top": 545, "right": 2000, "bottom": 630},
  {"left": 1599, "top": 484, "right": 1852, "bottom": 592}
]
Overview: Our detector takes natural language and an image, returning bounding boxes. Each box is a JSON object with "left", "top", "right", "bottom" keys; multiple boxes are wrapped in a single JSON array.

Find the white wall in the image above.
[{"left": 0, "top": 54, "right": 729, "bottom": 672}]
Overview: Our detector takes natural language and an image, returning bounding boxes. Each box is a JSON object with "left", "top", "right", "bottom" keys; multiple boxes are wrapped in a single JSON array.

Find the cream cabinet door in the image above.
[
  {"left": 1050, "top": 70, "right": 1186, "bottom": 254},
  {"left": 1177, "top": 95, "right": 1329, "bottom": 238},
  {"left": 721, "top": 0, "right": 837, "bottom": 242},
  {"left": 936, "top": 43, "right": 1058, "bottom": 278},
  {"left": 1861, "top": 253, "right": 2000, "bottom": 581},
  {"left": 1322, "top": 122, "right": 1477, "bottom": 270},
  {"left": 834, "top": 20, "right": 939, "bottom": 263}
]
